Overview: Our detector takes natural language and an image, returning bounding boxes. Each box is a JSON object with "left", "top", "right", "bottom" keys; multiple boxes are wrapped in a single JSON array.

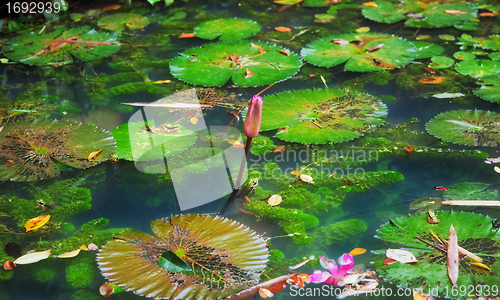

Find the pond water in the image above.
[{"left": 1, "top": 0, "right": 500, "bottom": 299}]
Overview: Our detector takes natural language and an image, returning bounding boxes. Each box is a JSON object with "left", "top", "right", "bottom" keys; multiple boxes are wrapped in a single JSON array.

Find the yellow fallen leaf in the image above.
[
  {"left": 14, "top": 249, "right": 52, "bottom": 264},
  {"left": 190, "top": 117, "right": 199, "bottom": 124},
  {"left": 494, "top": 166, "right": 500, "bottom": 173},
  {"left": 356, "top": 26, "right": 370, "bottom": 33},
  {"left": 80, "top": 244, "right": 89, "bottom": 251},
  {"left": 465, "top": 261, "right": 490, "bottom": 271},
  {"left": 57, "top": 248, "right": 81, "bottom": 258},
  {"left": 153, "top": 80, "right": 171, "bottom": 84},
  {"left": 87, "top": 149, "right": 102, "bottom": 161},
  {"left": 447, "top": 224, "right": 459, "bottom": 285},
  {"left": 361, "top": 2, "right": 377, "bottom": 7},
  {"left": 300, "top": 174, "right": 314, "bottom": 183},
  {"left": 25, "top": 215, "right": 50, "bottom": 232},
  {"left": 349, "top": 248, "right": 367, "bottom": 256},
  {"left": 268, "top": 194, "right": 283, "bottom": 206}
]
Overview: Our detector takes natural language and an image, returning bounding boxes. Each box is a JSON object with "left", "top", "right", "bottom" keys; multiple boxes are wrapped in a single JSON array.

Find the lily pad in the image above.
[
  {"left": 2, "top": 27, "right": 121, "bottom": 66},
  {"left": 455, "top": 59, "right": 500, "bottom": 78},
  {"left": 474, "top": 75, "right": 500, "bottom": 103},
  {"left": 444, "top": 182, "right": 498, "bottom": 201},
  {"left": 260, "top": 89, "right": 387, "bottom": 144},
  {"left": 169, "top": 40, "right": 302, "bottom": 86},
  {"left": 413, "top": 41, "right": 444, "bottom": 59},
  {"left": 301, "top": 33, "right": 417, "bottom": 72},
  {"left": 97, "top": 214, "right": 269, "bottom": 300},
  {"left": 457, "top": 34, "right": 500, "bottom": 51},
  {"left": 194, "top": 18, "right": 260, "bottom": 41},
  {"left": 374, "top": 211, "right": 500, "bottom": 294},
  {"left": 426, "top": 109, "right": 500, "bottom": 147},
  {"left": 429, "top": 56, "right": 454, "bottom": 69},
  {"left": 453, "top": 51, "right": 476, "bottom": 60},
  {"left": 362, "top": 0, "right": 477, "bottom": 28},
  {"left": 0, "top": 120, "right": 116, "bottom": 181},
  {"left": 111, "top": 121, "right": 196, "bottom": 161},
  {"left": 98, "top": 13, "right": 150, "bottom": 31}
]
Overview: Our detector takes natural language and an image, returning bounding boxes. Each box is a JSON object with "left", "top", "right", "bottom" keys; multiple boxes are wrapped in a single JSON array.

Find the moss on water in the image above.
[
  {"left": 312, "top": 219, "right": 368, "bottom": 245},
  {"left": 65, "top": 256, "right": 96, "bottom": 289}
]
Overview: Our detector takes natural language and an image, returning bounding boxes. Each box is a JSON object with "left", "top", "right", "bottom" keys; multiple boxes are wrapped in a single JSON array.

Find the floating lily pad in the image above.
[
  {"left": 260, "top": 89, "right": 387, "bottom": 144},
  {"left": 362, "top": 0, "right": 477, "bottom": 28},
  {"left": 97, "top": 214, "right": 269, "bottom": 299},
  {"left": 0, "top": 120, "right": 116, "bottom": 181},
  {"left": 444, "top": 182, "right": 498, "bottom": 201},
  {"left": 374, "top": 211, "right": 500, "bottom": 294},
  {"left": 98, "top": 13, "right": 150, "bottom": 31},
  {"left": 301, "top": 33, "right": 417, "bottom": 72},
  {"left": 490, "top": 52, "right": 500, "bottom": 61},
  {"left": 453, "top": 51, "right": 476, "bottom": 60},
  {"left": 429, "top": 56, "right": 454, "bottom": 69},
  {"left": 2, "top": 27, "right": 121, "bottom": 66},
  {"left": 455, "top": 59, "right": 500, "bottom": 78},
  {"left": 457, "top": 34, "right": 500, "bottom": 51},
  {"left": 111, "top": 121, "right": 196, "bottom": 161},
  {"left": 413, "top": 41, "right": 444, "bottom": 59},
  {"left": 170, "top": 40, "right": 302, "bottom": 86},
  {"left": 194, "top": 18, "right": 260, "bottom": 41},
  {"left": 426, "top": 109, "right": 500, "bottom": 147},
  {"left": 474, "top": 75, "right": 500, "bottom": 103}
]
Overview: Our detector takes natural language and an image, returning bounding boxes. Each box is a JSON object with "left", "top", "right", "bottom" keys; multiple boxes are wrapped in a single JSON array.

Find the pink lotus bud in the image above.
[{"left": 243, "top": 95, "right": 263, "bottom": 138}]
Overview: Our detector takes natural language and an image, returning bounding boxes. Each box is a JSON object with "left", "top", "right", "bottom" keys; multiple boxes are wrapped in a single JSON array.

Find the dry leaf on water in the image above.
[
  {"left": 386, "top": 249, "right": 418, "bottom": 263},
  {"left": 14, "top": 249, "right": 51, "bottom": 264},
  {"left": 275, "top": 26, "right": 291, "bottom": 32},
  {"left": 268, "top": 194, "right": 282, "bottom": 206},
  {"left": 447, "top": 224, "right": 459, "bottom": 285},
  {"left": 349, "top": 248, "right": 367, "bottom": 256},
  {"left": 56, "top": 248, "right": 81, "bottom": 258}
]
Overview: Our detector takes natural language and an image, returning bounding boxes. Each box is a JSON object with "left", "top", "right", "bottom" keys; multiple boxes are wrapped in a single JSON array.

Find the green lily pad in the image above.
[
  {"left": 169, "top": 40, "right": 302, "bottom": 86},
  {"left": 453, "top": 51, "right": 476, "bottom": 60},
  {"left": 98, "top": 13, "right": 150, "bottom": 31},
  {"left": 429, "top": 56, "right": 454, "bottom": 69},
  {"left": 489, "top": 52, "right": 500, "bottom": 61},
  {"left": 362, "top": 0, "right": 477, "bottom": 28},
  {"left": 374, "top": 211, "right": 500, "bottom": 294},
  {"left": 457, "top": 34, "right": 500, "bottom": 51},
  {"left": 111, "top": 121, "right": 196, "bottom": 161},
  {"left": 97, "top": 214, "right": 269, "bottom": 299},
  {"left": 194, "top": 18, "right": 260, "bottom": 41},
  {"left": 443, "top": 182, "right": 498, "bottom": 201},
  {"left": 2, "top": 27, "right": 121, "bottom": 66},
  {"left": 455, "top": 59, "right": 500, "bottom": 78},
  {"left": 260, "top": 89, "right": 387, "bottom": 144},
  {"left": 301, "top": 33, "right": 417, "bottom": 72},
  {"left": 474, "top": 75, "right": 500, "bottom": 103},
  {"left": 0, "top": 120, "right": 116, "bottom": 181},
  {"left": 413, "top": 41, "right": 444, "bottom": 59},
  {"left": 426, "top": 109, "right": 500, "bottom": 147}
]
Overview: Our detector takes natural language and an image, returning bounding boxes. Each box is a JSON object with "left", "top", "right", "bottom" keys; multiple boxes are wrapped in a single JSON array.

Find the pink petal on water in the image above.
[{"left": 309, "top": 271, "right": 331, "bottom": 283}]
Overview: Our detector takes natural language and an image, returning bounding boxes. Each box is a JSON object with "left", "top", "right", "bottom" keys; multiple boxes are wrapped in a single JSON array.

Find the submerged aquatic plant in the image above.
[
  {"left": 0, "top": 120, "right": 116, "bottom": 181},
  {"left": 97, "top": 214, "right": 269, "bottom": 299}
]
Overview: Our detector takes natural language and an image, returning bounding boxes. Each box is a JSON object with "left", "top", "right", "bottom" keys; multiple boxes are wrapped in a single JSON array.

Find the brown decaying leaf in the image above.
[
  {"left": 245, "top": 68, "right": 254, "bottom": 78},
  {"left": 419, "top": 76, "right": 445, "bottom": 84},
  {"left": 272, "top": 145, "right": 286, "bottom": 152},
  {"left": 366, "top": 44, "right": 384, "bottom": 52},
  {"left": 479, "top": 12, "right": 496, "bottom": 17},
  {"left": 100, "top": 282, "right": 114, "bottom": 297},
  {"left": 275, "top": 26, "right": 292, "bottom": 32},
  {"left": 332, "top": 38, "right": 350, "bottom": 45},
  {"left": 102, "top": 4, "right": 121, "bottom": 11},
  {"left": 278, "top": 49, "right": 290, "bottom": 56},
  {"left": 447, "top": 224, "right": 459, "bottom": 285}
]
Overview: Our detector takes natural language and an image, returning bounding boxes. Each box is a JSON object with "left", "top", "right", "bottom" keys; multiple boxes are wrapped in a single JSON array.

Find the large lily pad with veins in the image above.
[
  {"left": 362, "top": 0, "right": 477, "bottom": 28},
  {"left": 169, "top": 40, "right": 302, "bottom": 87},
  {"left": 373, "top": 211, "right": 500, "bottom": 294},
  {"left": 260, "top": 89, "right": 387, "bottom": 144},
  {"left": 300, "top": 33, "right": 417, "bottom": 72},
  {"left": 0, "top": 120, "right": 116, "bottom": 181},
  {"left": 426, "top": 110, "right": 500, "bottom": 147},
  {"left": 96, "top": 214, "right": 269, "bottom": 300},
  {"left": 194, "top": 18, "right": 260, "bottom": 41},
  {"left": 2, "top": 27, "right": 120, "bottom": 66},
  {"left": 474, "top": 75, "right": 500, "bottom": 103}
]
